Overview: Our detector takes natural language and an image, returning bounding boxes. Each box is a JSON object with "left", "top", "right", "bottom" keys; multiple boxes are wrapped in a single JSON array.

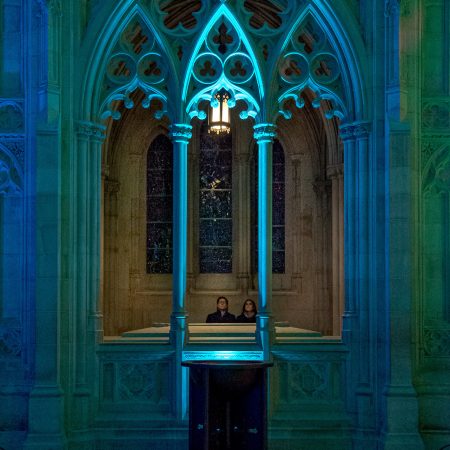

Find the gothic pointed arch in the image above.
[
  {"left": 181, "top": 4, "right": 265, "bottom": 123},
  {"left": 80, "top": 3, "right": 179, "bottom": 123},
  {"left": 267, "top": 1, "right": 366, "bottom": 123}
]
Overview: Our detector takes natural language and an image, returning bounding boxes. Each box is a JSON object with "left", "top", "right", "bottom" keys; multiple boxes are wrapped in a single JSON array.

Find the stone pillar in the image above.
[
  {"left": 86, "top": 122, "right": 105, "bottom": 387},
  {"left": 253, "top": 123, "right": 276, "bottom": 360},
  {"left": 103, "top": 176, "right": 120, "bottom": 335},
  {"left": 327, "top": 164, "right": 344, "bottom": 335},
  {"left": 25, "top": 127, "right": 67, "bottom": 450},
  {"left": 312, "top": 177, "right": 332, "bottom": 334},
  {"left": 354, "top": 123, "right": 374, "bottom": 431},
  {"left": 339, "top": 123, "right": 360, "bottom": 425},
  {"left": 383, "top": 122, "right": 424, "bottom": 449},
  {"left": 71, "top": 121, "right": 105, "bottom": 431},
  {"left": 340, "top": 125, "right": 357, "bottom": 334},
  {"left": 169, "top": 123, "right": 192, "bottom": 420}
]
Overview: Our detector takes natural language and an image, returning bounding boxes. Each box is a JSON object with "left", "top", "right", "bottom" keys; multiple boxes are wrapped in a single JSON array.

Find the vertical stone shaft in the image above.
[
  {"left": 254, "top": 123, "right": 276, "bottom": 359},
  {"left": 169, "top": 123, "right": 192, "bottom": 420}
]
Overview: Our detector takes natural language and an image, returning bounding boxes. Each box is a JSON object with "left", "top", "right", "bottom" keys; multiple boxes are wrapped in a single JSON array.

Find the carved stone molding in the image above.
[
  {"left": 169, "top": 123, "right": 192, "bottom": 142},
  {"left": 119, "top": 363, "right": 155, "bottom": 400},
  {"left": 0, "top": 141, "right": 23, "bottom": 193},
  {"left": 424, "top": 328, "right": 450, "bottom": 357},
  {"left": 290, "top": 363, "right": 328, "bottom": 400},
  {"left": 77, "top": 121, "right": 106, "bottom": 141},
  {"left": 0, "top": 326, "right": 22, "bottom": 358},
  {"left": 339, "top": 122, "right": 371, "bottom": 140},
  {"left": 422, "top": 101, "right": 450, "bottom": 130},
  {"left": 0, "top": 137, "right": 24, "bottom": 169},
  {"left": 253, "top": 123, "right": 277, "bottom": 142},
  {"left": 0, "top": 101, "right": 24, "bottom": 133},
  {"left": 422, "top": 144, "right": 450, "bottom": 195}
]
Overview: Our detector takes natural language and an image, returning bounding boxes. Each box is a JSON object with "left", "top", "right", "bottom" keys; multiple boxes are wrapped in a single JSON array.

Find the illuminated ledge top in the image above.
[{"left": 102, "top": 323, "right": 337, "bottom": 345}]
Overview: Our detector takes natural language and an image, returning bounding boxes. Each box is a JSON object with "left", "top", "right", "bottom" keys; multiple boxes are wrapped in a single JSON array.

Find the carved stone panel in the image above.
[
  {"left": 423, "top": 328, "right": 450, "bottom": 357},
  {"left": 0, "top": 102, "right": 24, "bottom": 133}
]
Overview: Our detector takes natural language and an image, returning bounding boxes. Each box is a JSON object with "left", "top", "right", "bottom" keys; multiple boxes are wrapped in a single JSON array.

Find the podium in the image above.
[{"left": 182, "top": 361, "right": 272, "bottom": 450}]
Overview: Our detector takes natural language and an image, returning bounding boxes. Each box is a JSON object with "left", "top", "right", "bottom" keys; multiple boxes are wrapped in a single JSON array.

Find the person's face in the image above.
[
  {"left": 244, "top": 301, "right": 254, "bottom": 312},
  {"left": 217, "top": 298, "right": 228, "bottom": 311}
]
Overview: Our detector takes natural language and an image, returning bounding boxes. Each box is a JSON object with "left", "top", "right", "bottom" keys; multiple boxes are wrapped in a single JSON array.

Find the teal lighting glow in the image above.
[
  {"left": 181, "top": 3, "right": 265, "bottom": 121},
  {"left": 181, "top": 4, "right": 264, "bottom": 101},
  {"left": 182, "top": 351, "right": 264, "bottom": 362}
]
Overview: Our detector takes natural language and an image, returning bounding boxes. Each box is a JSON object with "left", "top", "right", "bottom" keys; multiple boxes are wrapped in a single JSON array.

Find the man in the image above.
[{"left": 206, "top": 296, "right": 236, "bottom": 323}]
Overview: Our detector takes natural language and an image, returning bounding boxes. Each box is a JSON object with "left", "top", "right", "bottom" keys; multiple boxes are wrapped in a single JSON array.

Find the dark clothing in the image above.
[
  {"left": 206, "top": 311, "right": 236, "bottom": 323},
  {"left": 236, "top": 313, "right": 256, "bottom": 323}
]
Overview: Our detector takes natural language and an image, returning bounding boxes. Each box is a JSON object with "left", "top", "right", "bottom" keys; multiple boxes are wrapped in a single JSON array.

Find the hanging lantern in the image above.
[{"left": 209, "top": 89, "right": 231, "bottom": 134}]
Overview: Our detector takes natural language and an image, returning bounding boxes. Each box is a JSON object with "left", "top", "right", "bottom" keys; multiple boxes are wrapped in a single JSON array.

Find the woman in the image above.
[
  {"left": 206, "top": 296, "right": 236, "bottom": 323},
  {"left": 236, "top": 299, "right": 257, "bottom": 323}
]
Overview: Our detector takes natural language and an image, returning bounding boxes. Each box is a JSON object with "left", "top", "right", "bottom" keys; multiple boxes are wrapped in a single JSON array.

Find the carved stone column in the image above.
[
  {"left": 339, "top": 125, "right": 357, "bottom": 330},
  {"left": 87, "top": 123, "right": 106, "bottom": 344},
  {"left": 25, "top": 126, "right": 67, "bottom": 449},
  {"left": 312, "top": 177, "right": 332, "bottom": 334},
  {"left": 355, "top": 123, "right": 371, "bottom": 389},
  {"left": 327, "top": 164, "right": 344, "bottom": 335},
  {"left": 103, "top": 177, "right": 120, "bottom": 335},
  {"left": 253, "top": 123, "right": 276, "bottom": 360},
  {"left": 71, "top": 121, "right": 105, "bottom": 431},
  {"left": 338, "top": 123, "right": 359, "bottom": 423},
  {"left": 169, "top": 123, "right": 192, "bottom": 420}
]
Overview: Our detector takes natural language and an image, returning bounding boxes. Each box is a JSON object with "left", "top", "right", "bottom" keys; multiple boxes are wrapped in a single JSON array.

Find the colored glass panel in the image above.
[
  {"left": 251, "top": 139, "right": 286, "bottom": 273},
  {"left": 146, "top": 134, "right": 173, "bottom": 273},
  {"left": 199, "top": 126, "right": 233, "bottom": 273}
]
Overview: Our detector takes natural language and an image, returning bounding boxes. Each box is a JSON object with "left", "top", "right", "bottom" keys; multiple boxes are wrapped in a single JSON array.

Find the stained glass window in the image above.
[
  {"left": 199, "top": 126, "right": 233, "bottom": 273},
  {"left": 146, "top": 134, "right": 173, "bottom": 273},
  {"left": 251, "top": 139, "right": 286, "bottom": 273}
]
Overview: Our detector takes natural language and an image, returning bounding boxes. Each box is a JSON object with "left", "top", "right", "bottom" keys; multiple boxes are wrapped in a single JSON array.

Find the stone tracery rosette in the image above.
[
  {"left": 275, "top": 12, "right": 348, "bottom": 121},
  {"left": 183, "top": 12, "right": 262, "bottom": 123},
  {"left": 99, "top": 13, "right": 171, "bottom": 121}
]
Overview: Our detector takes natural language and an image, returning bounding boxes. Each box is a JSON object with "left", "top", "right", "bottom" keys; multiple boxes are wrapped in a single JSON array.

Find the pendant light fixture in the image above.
[{"left": 208, "top": 89, "right": 231, "bottom": 134}]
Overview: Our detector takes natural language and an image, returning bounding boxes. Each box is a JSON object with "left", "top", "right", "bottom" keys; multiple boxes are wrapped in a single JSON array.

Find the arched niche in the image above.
[
  {"left": 79, "top": 1, "right": 366, "bottom": 345},
  {"left": 101, "top": 91, "right": 343, "bottom": 337}
]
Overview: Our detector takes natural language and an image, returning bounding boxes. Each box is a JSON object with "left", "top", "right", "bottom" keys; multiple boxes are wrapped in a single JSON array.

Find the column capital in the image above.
[
  {"left": 253, "top": 123, "right": 277, "bottom": 143},
  {"left": 169, "top": 123, "right": 192, "bottom": 143},
  {"left": 76, "top": 120, "right": 106, "bottom": 141},
  {"left": 327, "top": 164, "right": 344, "bottom": 179}
]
